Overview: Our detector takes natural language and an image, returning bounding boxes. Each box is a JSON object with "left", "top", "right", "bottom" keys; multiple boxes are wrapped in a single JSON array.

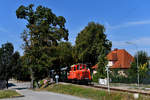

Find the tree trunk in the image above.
[
  {"left": 30, "top": 68, "right": 34, "bottom": 89},
  {"left": 6, "top": 80, "right": 8, "bottom": 89},
  {"left": 35, "top": 81, "right": 39, "bottom": 88}
]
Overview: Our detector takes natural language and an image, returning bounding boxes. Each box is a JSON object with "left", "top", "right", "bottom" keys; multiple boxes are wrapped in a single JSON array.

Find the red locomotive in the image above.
[{"left": 67, "top": 64, "right": 92, "bottom": 83}]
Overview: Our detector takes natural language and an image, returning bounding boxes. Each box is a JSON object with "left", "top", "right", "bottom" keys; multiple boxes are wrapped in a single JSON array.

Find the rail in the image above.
[{"left": 60, "top": 82, "right": 150, "bottom": 95}]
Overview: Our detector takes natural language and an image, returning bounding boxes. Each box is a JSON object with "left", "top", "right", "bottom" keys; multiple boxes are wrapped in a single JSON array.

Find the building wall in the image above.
[
  {"left": 107, "top": 61, "right": 113, "bottom": 67},
  {"left": 110, "top": 68, "right": 128, "bottom": 78}
]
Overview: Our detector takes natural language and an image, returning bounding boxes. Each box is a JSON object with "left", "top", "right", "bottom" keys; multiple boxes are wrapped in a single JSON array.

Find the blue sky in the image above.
[{"left": 0, "top": 0, "right": 150, "bottom": 56}]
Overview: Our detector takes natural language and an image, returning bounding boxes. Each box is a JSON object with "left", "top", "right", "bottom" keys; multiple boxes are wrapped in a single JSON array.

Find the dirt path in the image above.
[{"left": 1, "top": 81, "right": 89, "bottom": 100}]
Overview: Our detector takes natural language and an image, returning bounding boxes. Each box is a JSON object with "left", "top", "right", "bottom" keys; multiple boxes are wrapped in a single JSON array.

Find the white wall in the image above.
[{"left": 107, "top": 61, "right": 113, "bottom": 67}]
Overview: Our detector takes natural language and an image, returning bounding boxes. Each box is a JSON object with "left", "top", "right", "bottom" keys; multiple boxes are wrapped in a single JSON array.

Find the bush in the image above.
[
  {"left": 39, "top": 80, "right": 44, "bottom": 87},
  {"left": 93, "top": 72, "right": 105, "bottom": 83}
]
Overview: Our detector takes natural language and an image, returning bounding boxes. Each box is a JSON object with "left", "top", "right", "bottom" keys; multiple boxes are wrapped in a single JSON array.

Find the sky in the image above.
[{"left": 0, "top": 0, "right": 150, "bottom": 56}]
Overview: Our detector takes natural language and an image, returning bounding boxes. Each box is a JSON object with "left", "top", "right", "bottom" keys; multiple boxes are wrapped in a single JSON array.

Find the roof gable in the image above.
[{"left": 107, "top": 49, "right": 134, "bottom": 69}]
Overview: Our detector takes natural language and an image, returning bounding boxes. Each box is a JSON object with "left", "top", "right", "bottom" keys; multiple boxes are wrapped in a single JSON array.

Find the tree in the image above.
[
  {"left": 11, "top": 51, "right": 30, "bottom": 81},
  {"left": 57, "top": 42, "right": 73, "bottom": 67},
  {"left": 75, "top": 22, "right": 112, "bottom": 81},
  {"left": 128, "top": 51, "right": 149, "bottom": 83},
  {"left": 46, "top": 42, "right": 73, "bottom": 79},
  {"left": 11, "top": 51, "right": 20, "bottom": 78},
  {"left": 135, "top": 51, "right": 149, "bottom": 65},
  {"left": 75, "top": 22, "right": 112, "bottom": 66},
  {"left": 0, "top": 42, "right": 14, "bottom": 88},
  {"left": 16, "top": 4, "right": 69, "bottom": 88}
]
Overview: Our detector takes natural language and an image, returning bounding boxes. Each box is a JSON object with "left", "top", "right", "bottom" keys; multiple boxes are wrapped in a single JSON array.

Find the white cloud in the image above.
[
  {"left": 112, "top": 37, "right": 150, "bottom": 47},
  {"left": 112, "top": 37, "right": 150, "bottom": 56},
  {"left": 106, "top": 20, "right": 150, "bottom": 30},
  {"left": 126, "top": 20, "right": 150, "bottom": 25},
  {"left": 131, "top": 37, "right": 150, "bottom": 46},
  {"left": 112, "top": 41, "right": 127, "bottom": 47}
]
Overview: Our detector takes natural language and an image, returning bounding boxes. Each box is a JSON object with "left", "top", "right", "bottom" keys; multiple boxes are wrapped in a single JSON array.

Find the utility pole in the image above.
[
  {"left": 126, "top": 42, "right": 139, "bottom": 88},
  {"left": 106, "top": 66, "right": 110, "bottom": 93}
]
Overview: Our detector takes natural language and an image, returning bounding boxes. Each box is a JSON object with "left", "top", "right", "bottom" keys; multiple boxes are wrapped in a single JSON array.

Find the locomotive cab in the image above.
[{"left": 67, "top": 64, "right": 91, "bottom": 83}]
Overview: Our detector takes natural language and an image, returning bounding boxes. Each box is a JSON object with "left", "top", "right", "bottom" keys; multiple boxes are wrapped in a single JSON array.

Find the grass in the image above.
[
  {"left": 0, "top": 90, "right": 21, "bottom": 99},
  {"left": 38, "top": 83, "right": 150, "bottom": 100}
]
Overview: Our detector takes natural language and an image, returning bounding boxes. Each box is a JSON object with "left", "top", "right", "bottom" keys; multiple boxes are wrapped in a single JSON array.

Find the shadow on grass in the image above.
[
  {"left": 8, "top": 83, "right": 16, "bottom": 87},
  {"left": 13, "top": 87, "right": 28, "bottom": 90}
]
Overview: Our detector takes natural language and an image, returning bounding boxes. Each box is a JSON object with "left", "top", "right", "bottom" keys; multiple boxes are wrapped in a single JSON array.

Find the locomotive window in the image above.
[
  {"left": 83, "top": 64, "right": 86, "bottom": 69},
  {"left": 74, "top": 66, "right": 76, "bottom": 70},
  {"left": 86, "top": 66, "right": 88, "bottom": 70},
  {"left": 77, "top": 65, "right": 80, "bottom": 70},
  {"left": 82, "top": 66, "right": 84, "bottom": 69}
]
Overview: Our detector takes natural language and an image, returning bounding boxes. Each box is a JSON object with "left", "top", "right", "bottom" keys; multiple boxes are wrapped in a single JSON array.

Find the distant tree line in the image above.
[{"left": 0, "top": 42, "right": 30, "bottom": 88}]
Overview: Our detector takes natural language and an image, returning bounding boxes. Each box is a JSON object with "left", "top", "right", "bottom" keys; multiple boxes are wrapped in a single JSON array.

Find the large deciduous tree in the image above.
[
  {"left": 0, "top": 42, "right": 14, "bottom": 88},
  {"left": 11, "top": 51, "right": 30, "bottom": 81},
  {"left": 57, "top": 42, "right": 73, "bottom": 67},
  {"left": 75, "top": 22, "right": 111, "bottom": 65},
  {"left": 53, "top": 42, "right": 73, "bottom": 70},
  {"left": 75, "top": 22, "right": 112, "bottom": 80},
  {"left": 16, "top": 4, "right": 69, "bottom": 88}
]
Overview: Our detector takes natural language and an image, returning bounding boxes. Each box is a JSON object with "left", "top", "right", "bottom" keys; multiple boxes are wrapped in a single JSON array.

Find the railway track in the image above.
[
  {"left": 60, "top": 82, "right": 150, "bottom": 95},
  {"left": 91, "top": 85, "right": 150, "bottom": 95}
]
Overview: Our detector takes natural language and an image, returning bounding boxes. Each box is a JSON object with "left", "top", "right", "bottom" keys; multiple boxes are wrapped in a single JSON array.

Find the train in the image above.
[
  {"left": 67, "top": 64, "right": 92, "bottom": 84},
  {"left": 50, "top": 63, "right": 92, "bottom": 84}
]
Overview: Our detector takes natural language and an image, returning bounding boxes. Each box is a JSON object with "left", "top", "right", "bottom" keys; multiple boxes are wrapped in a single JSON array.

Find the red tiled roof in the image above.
[
  {"left": 92, "top": 49, "right": 134, "bottom": 69},
  {"left": 107, "top": 49, "right": 134, "bottom": 69},
  {"left": 92, "top": 64, "right": 98, "bottom": 69}
]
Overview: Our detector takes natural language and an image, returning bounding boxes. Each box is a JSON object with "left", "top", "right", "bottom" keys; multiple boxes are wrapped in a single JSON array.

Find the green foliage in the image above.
[
  {"left": 128, "top": 50, "right": 149, "bottom": 83},
  {"left": 39, "top": 80, "right": 44, "bottom": 87},
  {"left": 11, "top": 51, "right": 20, "bottom": 78},
  {"left": 92, "top": 72, "right": 102, "bottom": 82},
  {"left": 110, "top": 69, "right": 130, "bottom": 83},
  {"left": 16, "top": 4, "right": 69, "bottom": 87},
  {"left": 0, "top": 42, "right": 14, "bottom": 81},
  {"left": 75, "top": 22, "right": 111, "bottom": 65},
  {"left": 0, "top": 43, "right": 27, "bottom": 82},
  {"left": 0, "top": 43, "right": 23, "bottom": 87},
  {"left": 75, "top": 22, "right": 111, "bottom": 80},
  {"left": 56, "top": 42, "right": 73, "bottom": 67},
  {"left": 139, "top": 62, "right": 149, "bottom": 80},
  {"left": 135, "top": 51, "right": 149, "bottom": 65},
  {"left": 97, "top": 53, "right": 108, "bottom": 79},
  {"left": 12, "top": 54, "right": 30, "bottom": 81},
  {"left": 93, "top": 55, "right": 108, "bottom": 82}
]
